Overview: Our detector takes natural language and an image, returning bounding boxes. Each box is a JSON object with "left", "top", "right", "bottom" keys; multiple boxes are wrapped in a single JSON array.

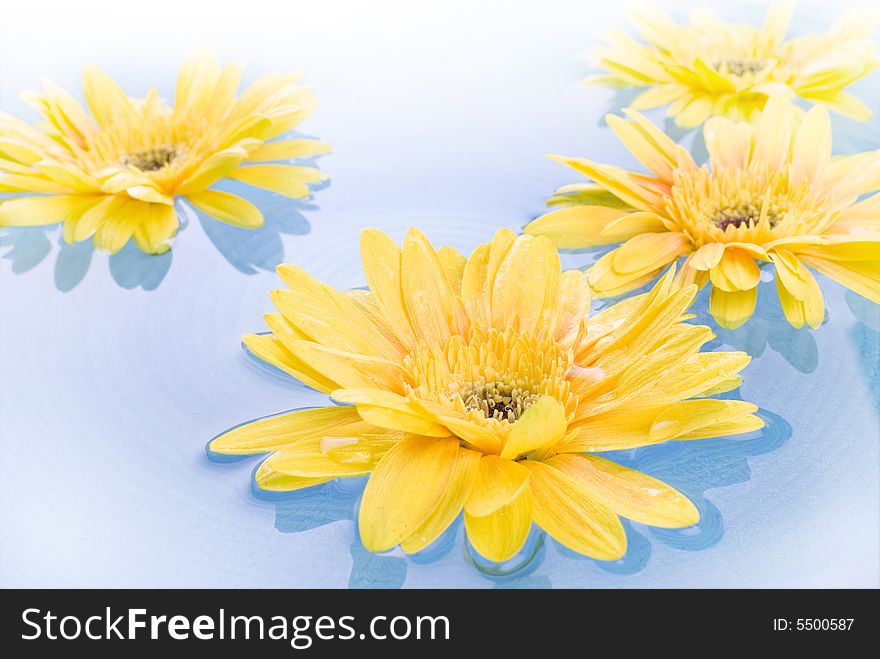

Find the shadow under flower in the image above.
[
  {"left": 0, "top": 226, "right": 53, "bottom": 274},
  {"left": 554, "top": 404, "right": 792, "bottom": 575},
  {"left": 195, "top": 179, "right": 318, "bottom": 275},
  {"left": 693, "top": 278, "right": 821, "bottom": 374},
  {"left": 259, "top": 475, "right": 411, "bottom": 589},
  {"left": 1, "top": 224, "right": 175, "bottom": 291},
  {"left": 846, "top": 292, "right": 880, "bottom": 417}
]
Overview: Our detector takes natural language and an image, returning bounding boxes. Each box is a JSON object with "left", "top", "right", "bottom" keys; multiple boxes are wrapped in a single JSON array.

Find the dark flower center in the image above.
[
  {"left": 710, "top": 203, "right": 781, "bottom": 231},
  {"left": 461, "top": 381, "right": 540, "bottom": 423},
  {"left": 123, "top": 145, "right": 180, "bottom": 172},
  {"left": 714, "top": 59, "right": 766, "bottom": 77}
]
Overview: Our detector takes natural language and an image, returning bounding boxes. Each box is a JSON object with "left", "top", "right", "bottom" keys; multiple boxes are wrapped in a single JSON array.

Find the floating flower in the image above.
[
  {"left": 525, "top": 97, "right": 880, "bottom": 329},
  {"left": 590, "top": 1, "right": 878, "bottom": 127},
  {"left": 0, "top": 51, "right": 328, "bottom": 254},
  {"left": 210, "top": 228, "right": 762, "bottom": 562}
]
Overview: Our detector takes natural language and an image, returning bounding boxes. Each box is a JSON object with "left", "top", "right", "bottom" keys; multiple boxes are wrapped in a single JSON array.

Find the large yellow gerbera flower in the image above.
[
  {"left": 525, "top": 96, "right": 880, "bottom": 330},
  {"left": 0, "top": 51, "right": 328, "bottom": 254},
  {"left": 591, "top": 1, "right": 878, "bottom": 127},
  {"left": 210, "top": 227, "right": 763, "bottom": 562}
]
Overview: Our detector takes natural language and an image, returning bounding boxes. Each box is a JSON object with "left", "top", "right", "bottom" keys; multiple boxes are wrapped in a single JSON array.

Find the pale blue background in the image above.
[{"left": 1, "top": 0, "right": 878, "bottom": 587}]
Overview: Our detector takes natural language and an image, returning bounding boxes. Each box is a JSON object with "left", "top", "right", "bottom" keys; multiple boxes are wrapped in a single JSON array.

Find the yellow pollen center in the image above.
[
  {"left": 404, "top": 327, "right": 576, "bottom": 437},
  {"left": 122, "top": 145, "right": 181, "bottom": 172},
  {"left": 666, "top": 162, "right": 829, "bottom": 245},
  {"left": 710, "top": 202, "right": 782, "bottom": 231},
  {"left": 714, "top": 59, "right": 767, "bottom": 77},
  {"left": 457, "top": 379, "right": 541, "bottom": 423}
]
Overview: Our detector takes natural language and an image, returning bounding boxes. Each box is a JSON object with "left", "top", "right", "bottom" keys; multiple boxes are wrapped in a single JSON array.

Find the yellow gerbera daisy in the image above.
[
  {"left": 525, "top": 96, "right": 880, "bottom": 330},
  {"left": 591, "top": 0, "right": 878, "bottom": 127},
  {"left": 0, "top": 51, "right": 328, "bottom": 254},
  {"left": 210, "top": 227, "right": 763, "bottom": 562}
]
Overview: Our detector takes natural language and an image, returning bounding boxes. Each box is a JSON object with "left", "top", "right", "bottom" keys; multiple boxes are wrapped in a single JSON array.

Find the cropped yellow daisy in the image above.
[
  {"left": 210, "top": 227, "right": 762, "bottom": 562},
  {"left": 525, "top": 96, "right": 880, "bottom": 330},
  {"left": 0, "top": 51, "right": 328, "bottom": 254},
  {"left": 591, "top": 0, "right": 878, "bottom": 127}
]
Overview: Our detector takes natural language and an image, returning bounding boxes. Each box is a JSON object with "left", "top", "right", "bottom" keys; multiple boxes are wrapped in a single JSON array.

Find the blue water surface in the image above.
[{"left": 0, "top": 0, "right": 878, "bottom": 587}]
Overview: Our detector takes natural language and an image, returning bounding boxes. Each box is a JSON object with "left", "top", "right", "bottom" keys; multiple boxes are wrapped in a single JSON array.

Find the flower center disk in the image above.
[
  {"left": 122, "top": 145, "right": 181, "bottom": 172},
  {"left": 710, "top": 203, "right": 781, "bottom": 232},
  {"left": 404, "top": 327, "right": 576, "bottom": 434},
  {"left": 714, "top": 58, "right": 767, "bottom": 77},
  {"left": 459, "top": 380, "right": 541, "bottom": 423}
]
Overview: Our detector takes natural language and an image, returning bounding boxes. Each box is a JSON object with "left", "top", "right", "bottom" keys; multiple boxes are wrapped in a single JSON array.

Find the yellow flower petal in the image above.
[
  {"left": 175, "top": 49, "right": 223, "bottom": 113},
  {"left": 35, "top": 160, "right": 100, "bottom": 192},
  {"left": 499, "top": 396, "right": 567, "bottom": 460},
  {"left": 273, "top": 263, "right": 402, "bottom": 360},
  {"left": 630, "top": 84, "right": 685, "bottom": 111},
  {"left": 704, "top": 117, "right": 753, "bottom": 170},
  {"left": 0, "top": 194, "right": 100, "bottom": 227},
  {"left": 587, "top": 250, "right": 667, "bottom": 298},
  {"left": 434, "top": 415, "right": 501, "bottom": 454},
  {"left": 437, "top": 245, "right": 467, "bottom": 294},
  {"left": 791, "top": 106, "right": 831, "bottom": 184},
  {"left": 210, "top": 406, "right": 370, "bottom": 455},
  {"left": 753, "top": 95, "right": 797, "bottom": 169},
  {"left": 91, "top": 197, "right": 141, "bottom": 254},
  {"left": 828, "top": 194, "right": 880, "bottom": 233},
  {"left": 800, "top": 256, "right": 880, "bottom": 304},
  {"left": 254, "top": 461, "right": 332, "bottom": 492},
  {"left": 491, "top": 234, "right": 560, "bottom": 334},
  {"left": 401, "top": 447, "right": 480, "bottom": 553},
  {"left": 522, "top": 460, "right": 626, "bottom": 560},
  {"left": 359, "top": 228, "right": 416, "bottom": 349},
  {"left": 464, "top": 489, "right": 533, "bottom": 563},
  {"left": 0, "top": 137, "right": 45, "bottom": 165},
  {"left": 611, "top": 232, "right": 690, "bottom": 275},
  {"left": 759, "top": 0, "right": 795, "bottom": 49},
  {"left": 809, "top": 90, "right": 873, "bottom": 121},
  {"left": 186, "top": 190, "right": 264, "bottom": 228},
  {"left": 606, "top": 114, "right": 677, "bottom": 181},
  {"left": 774, "top": 267, "right": 825, "bottom": 329},
  {"left": 551, "top": 155, "right": 661, "bottom": 211},
  {"left": 565, "top": 406, "right": 663, "bottom": 452},
  {"left": 177, "top": 147, "right": 249, "bottom": 194},
  {"left": 675, "top": 414, "right": 765, "bottom": 441},
  {"left": 228, "top": 164, "right": 326, "bottom": 198},
  {"left": 648, "top": 399, "right": 759, "bottom": 441},
  {"left": 552, "top": 269, "right": 592, "bottom": 345},
  {"left": 525, "top": 206, "right": 650, "bottom": 249},
  {"left": 658, "top": 351, "right": 752, "bottom": 401},
  {"left": 710, "top": 286, "right": 758, "bottom": 329},
  {"left": 461, "top": 228, "right": 517, "bottom": 327},
  {"left": 710, "top": 248, "right": 761, "bottom": 292},
  {"left": 332, "top": 389, "right": 452, "bottom": 438},
  {"left": 546, "top": 454, "right": 699, "bottom": 528},
  {"left": 264, "top": 438, "right": 377, "bottom": 478},
  {"left": 131, "top": 202, "right": 178, "bottom": 254},
  {"left": 358, "top": 437, "right": 462, "bottom": 552},
  {"left": 285, "top": 340, "right": 406, "bottom": 391},
  {"left": 689, "top": 242, "right": 726, "bottom": 270},
  {"left": 242, "top": 333, "right": 339, "bottom": 392},
  {"left": 81, "top": 65, "right": 135, "bottom": 128},
  {"left": 794, "top": 241, "right": 880, "bottom": 262},
  {"left": 464, "top": 455, "right": 532, "bottom": 517},
  {"left": 769, "top": 249, "right": 815, "bottom": 299},
  {"left": 400, "top": 228, "right": 468, "bottom": 349}
]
